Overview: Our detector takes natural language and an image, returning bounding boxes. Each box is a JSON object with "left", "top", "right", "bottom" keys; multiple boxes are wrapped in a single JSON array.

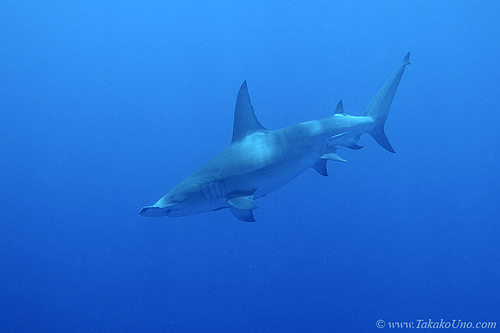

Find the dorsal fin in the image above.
[
  {"left": 231, "top": 81, "right": 267, "bottom": 143},
  {"left": 334, "top": 100, "right": 344, "bottom": 114}
]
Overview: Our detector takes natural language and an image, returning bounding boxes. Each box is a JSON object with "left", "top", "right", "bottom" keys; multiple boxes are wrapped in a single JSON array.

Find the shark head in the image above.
[
  {"left": 139, "top": 178, "right": 238, "bottom": 218},
  {"left": 138, "top": 205, "right": 172, "bottom": 217},
  {"left": 139, "top": 185, "right": 209, "bottom": 217}
]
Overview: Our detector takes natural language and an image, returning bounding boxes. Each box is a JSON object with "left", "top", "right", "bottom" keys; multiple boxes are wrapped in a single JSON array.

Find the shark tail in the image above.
[{"left": 364, "top": 52, "right": 410, "bottom": 153}]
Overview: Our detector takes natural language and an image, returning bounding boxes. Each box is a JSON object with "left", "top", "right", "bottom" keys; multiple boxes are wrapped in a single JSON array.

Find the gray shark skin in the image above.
[{"left": 140, "top": 53, "right": 410, "bottom": 222}]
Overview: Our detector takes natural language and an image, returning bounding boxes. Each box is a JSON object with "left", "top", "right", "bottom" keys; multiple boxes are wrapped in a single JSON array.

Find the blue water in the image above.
[{"left": 1, "top": 1, "right": 499, "bottom": 331}]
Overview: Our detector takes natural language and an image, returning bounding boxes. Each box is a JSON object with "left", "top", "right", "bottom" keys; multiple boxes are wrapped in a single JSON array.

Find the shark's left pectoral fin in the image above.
[
  {"left": 227, "top": 195, "right": 259, "bottom": 210},
  {"left": 229, "top": 207, "right": 256, "bottom": 222}
]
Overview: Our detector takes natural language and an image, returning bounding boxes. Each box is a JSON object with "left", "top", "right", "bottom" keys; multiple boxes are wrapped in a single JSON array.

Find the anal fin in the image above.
[{"left": 346, "top": 143, "right": 363, "bottom": 150}]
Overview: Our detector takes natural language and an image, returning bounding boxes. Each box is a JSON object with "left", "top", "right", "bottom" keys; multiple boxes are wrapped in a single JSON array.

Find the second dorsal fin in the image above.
[{"left": 334, "top": 100, "right": 344, "bottom": 114}]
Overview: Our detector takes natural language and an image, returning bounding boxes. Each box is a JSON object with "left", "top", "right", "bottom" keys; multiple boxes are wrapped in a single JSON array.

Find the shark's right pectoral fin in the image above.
[
  {"left": 227, "top": 195, "right": 258, "bottom": 210},
  {"left": 229, "top": 207, "right": 256, "bottom": 222},
  {"left": 227, "top": 194, "right": 258, "bottom": 222}
]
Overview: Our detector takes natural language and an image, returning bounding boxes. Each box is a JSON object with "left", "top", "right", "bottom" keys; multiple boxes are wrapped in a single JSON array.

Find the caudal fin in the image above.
[{"left": 364, "top": 52, "right": 410, "bottom": 153}]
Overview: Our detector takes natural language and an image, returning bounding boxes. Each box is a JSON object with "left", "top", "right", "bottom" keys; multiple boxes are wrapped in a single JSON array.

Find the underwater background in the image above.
[{"left": 1, "top": 0, "right": 499, "bottom": 331}]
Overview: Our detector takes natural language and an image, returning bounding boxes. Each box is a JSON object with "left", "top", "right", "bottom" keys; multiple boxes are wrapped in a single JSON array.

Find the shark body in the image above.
[{"left": 140, "top": 53, "right": 410, "bottom": 221}]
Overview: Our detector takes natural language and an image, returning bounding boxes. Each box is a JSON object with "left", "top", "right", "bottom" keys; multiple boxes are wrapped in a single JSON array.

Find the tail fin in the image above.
[{"left": 364, "top": 52, "right": 410, "bottom": 153}]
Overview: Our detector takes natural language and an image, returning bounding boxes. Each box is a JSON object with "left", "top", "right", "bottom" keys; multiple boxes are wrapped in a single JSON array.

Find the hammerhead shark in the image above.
[{"left": 140, "top": 53, "right": 410, "bottom": 221}]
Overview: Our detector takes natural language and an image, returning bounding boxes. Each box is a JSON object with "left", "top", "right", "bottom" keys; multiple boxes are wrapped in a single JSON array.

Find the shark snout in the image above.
[{"left": 138, "top": 206, "right": 171, "bottom": 217}]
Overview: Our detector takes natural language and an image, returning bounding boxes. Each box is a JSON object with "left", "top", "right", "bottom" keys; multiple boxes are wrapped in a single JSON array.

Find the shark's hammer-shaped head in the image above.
[
  {"left": 139, "top": 183, "right": 210, "bottom": 217},
  {"left": 138, "top": 193, "right": 180, "bottom": 217}
]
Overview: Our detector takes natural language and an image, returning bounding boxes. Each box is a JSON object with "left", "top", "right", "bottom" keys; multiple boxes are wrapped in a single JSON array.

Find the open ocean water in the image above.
[{"left": 1, "top": 1, "right": 499, "bottom": 332}]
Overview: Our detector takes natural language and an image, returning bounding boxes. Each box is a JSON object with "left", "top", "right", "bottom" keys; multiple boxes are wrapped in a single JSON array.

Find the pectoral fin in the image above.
[
  {"left": 227, "top": 195, "right": 258, "bottom": 210},
  {"left": 229, "top": 207, "right": 256, "bottom": 222}
]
